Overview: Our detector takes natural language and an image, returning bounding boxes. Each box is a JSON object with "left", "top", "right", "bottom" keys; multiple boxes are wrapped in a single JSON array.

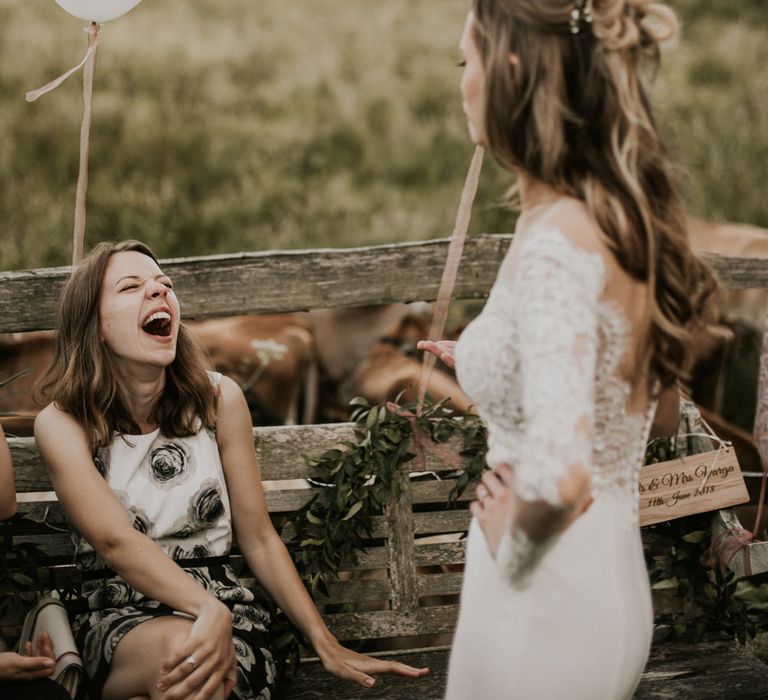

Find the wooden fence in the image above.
[{"left": 1, "top": 235, "right": 767, "bottom": 333}]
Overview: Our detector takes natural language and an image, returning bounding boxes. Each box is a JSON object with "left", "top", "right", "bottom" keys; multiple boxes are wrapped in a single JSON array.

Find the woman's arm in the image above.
[
  {"left": 34, "top": 405, "right": 234, "bottom": 696},
  {"left": 215, "top": 376, "right": 428, "bottom": 688},
  {"left": 0, "top": 424, "right": 16, "bottom": 520},
  {"left": 474, "top": 223, "right": 604, "bottom": 587}
]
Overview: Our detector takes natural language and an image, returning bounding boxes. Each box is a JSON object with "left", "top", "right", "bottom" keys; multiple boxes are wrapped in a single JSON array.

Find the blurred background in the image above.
[{"left": 0, "top": 0, "right": 766, "bottom": 270}]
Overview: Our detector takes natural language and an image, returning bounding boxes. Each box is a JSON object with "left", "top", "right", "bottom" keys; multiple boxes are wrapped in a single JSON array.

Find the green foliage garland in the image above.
[{"left": 271, "top": 395, "right": 486, "bottom": 672}]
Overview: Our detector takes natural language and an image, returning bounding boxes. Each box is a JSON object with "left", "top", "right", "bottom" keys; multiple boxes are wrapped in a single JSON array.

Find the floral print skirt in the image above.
[{"left": 69, "top": 562, "right": 276, "bottom": 700}]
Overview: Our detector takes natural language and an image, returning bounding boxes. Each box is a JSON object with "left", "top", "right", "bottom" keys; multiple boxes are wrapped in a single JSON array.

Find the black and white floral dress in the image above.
[{"left": 68, "top": 373, "right": 276, "bottom": 699}]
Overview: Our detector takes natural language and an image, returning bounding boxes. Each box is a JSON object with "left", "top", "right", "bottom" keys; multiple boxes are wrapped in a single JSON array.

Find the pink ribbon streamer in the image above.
[
  {"left": 26, "top": 24, "right": 100, "bottom": 103},
  {"left": 416, "top": 146, "right": 484, "bottom": 411},
  {"left": 26, "top": 23, "right": 101, "bottom": 266}
]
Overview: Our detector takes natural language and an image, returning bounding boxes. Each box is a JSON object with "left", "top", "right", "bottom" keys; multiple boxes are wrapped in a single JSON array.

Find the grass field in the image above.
[{"left": 0, "top": 0, "right": 765, "bottom": 270}]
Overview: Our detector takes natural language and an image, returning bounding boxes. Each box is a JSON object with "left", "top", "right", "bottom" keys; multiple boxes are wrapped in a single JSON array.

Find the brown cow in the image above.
[
  {"left": 0, "top": 331, "right": 54, "bottom": 436},
  {"left": 687, "top": 216, "right": 768, "bottom": 327},
  {"left": 685, "top": 216, "right": 768, "bottom": 430},
  {"left": 0, "top": 315, "right": 318, "bottom": 433},
  {"left": 339, "top": 311, "right": 473, "bottom": 413},
  {"left": 188, "top": 314, "right": 317, "bottom": 426}
]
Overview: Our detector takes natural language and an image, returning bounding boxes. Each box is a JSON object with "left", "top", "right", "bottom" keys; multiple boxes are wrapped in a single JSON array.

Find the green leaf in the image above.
[
  {"left": 681, "top": 531, "right": 707, "bottom": 544},
  {"left": 306, "top": 511, "right": 322, "bottom": 525},
  {"left": 299, "top": 538, "right": 324, "bottom": 547},
  {"left": 342, "top": 501, "right": 364, "bottom": 521},
  {"left": 651, "top": 578, "right": 678, "bottom": 590}
]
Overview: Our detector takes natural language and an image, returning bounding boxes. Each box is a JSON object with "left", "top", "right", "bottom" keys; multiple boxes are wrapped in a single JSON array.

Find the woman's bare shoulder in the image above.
[
  {"left": 545, "top": 197, "right": 607, "bottom": 258},
  {"left": 34, "top": 402, "right": 85, "bottom": 441}
]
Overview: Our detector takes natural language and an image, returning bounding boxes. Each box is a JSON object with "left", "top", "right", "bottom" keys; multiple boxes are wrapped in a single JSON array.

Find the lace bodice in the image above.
[{"left": 455, "top": 221, "right": 656, "bottom": 585}]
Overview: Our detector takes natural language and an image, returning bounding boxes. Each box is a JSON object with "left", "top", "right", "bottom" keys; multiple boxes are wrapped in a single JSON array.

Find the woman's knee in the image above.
[
  {"left": 105, "top": 616, "right": 194, "bottom": 697},
  {"left": 151, "top": 617, "right": 195, "bottom": 660}
]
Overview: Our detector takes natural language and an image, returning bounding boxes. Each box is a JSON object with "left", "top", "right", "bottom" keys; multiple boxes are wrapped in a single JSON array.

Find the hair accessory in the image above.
[{"left": 569, "top": 0, "right": 594, "bottom": 34}]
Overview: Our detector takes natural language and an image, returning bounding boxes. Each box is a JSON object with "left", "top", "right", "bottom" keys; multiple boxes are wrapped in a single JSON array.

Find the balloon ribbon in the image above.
[{"left": 26, "top": 22, "right": 101, "bottom": 266}]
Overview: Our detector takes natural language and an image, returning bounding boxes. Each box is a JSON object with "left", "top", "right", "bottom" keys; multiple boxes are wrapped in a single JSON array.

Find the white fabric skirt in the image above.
[{"left": 445, "top": 496, "right": 653, "bottom": 700}]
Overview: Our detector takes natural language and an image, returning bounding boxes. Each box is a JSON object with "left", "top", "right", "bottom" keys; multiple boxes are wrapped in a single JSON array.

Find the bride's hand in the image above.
[
  {"left": 471, "top": 467, "right": 515, "bottom": 556},
  {"left": 416, "top": 340, "right": 457, "bottom": 370},
  {"left": 471, "top": 464, "right": 593, "bottom": 557}
]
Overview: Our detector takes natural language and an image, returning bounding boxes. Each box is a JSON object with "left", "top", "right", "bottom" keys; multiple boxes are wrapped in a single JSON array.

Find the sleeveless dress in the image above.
[
  {"left": 445, "top": 214, "right": 656, "bottom": 699},
  {"left": 67, "top": 373, "right": 276, "bottom": 700}
]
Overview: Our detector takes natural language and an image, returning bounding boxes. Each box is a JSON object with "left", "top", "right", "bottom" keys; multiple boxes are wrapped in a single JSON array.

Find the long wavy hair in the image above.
[
  {"left": 471, "top": 0, "right": 722, "bottom": 386},
  {"left": 38, "top": 240, "right": 216, "bottom": 449}
]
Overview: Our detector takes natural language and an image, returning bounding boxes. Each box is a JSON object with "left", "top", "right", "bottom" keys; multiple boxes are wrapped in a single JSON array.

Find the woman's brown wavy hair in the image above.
[
  {"left": 38, "top": 240, "right": 216, "bottom": 449},
  {"left": 471, "top": 0, "right": 722, "bottom": 386}
]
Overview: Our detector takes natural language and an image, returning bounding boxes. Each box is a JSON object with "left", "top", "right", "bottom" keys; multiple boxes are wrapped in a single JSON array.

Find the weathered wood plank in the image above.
[
  {"left": 278, "top": 647, "right": 452, "bottom": 700},
  {"left": 324, "top": 605, "right": 459, "bottom": 642},
  {"left": 634, "top": 640, "right": 768, "bottom": 699},
  {"left": 411, "top": 480, "right": 475, "bottom": 505},
  {"left": 417, "top": 572, "right": 463, "bottom": 598},
  {"left": 0, "top": 236, "right": 513, "bottom": 334},
  {"left": 386, "top": 466, "right": 419, "bottom": 615},
  {"left": 279, "top": 641, "right": 768, "bottom": 700},
  {"left": 9, "top": 426, "right": 468, "bottom": 490},
  {"left": 414, "top": 542, "right": 467, "bottom": 568},
  {"left": 1, "top": 239, "right": 766, "bottom": 334},
  {"left": 413, "top": 510, "right": 471, "bottom": 536}
]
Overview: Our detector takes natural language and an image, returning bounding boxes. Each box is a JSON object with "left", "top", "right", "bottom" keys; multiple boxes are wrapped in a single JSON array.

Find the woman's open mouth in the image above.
[{"left": 141, "top": 310, "right": 172, "bottom": 339}]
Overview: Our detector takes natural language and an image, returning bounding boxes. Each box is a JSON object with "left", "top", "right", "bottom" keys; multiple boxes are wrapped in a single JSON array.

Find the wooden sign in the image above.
[{"left": 639, "top": 447, "right": 749, "bottom": 527}]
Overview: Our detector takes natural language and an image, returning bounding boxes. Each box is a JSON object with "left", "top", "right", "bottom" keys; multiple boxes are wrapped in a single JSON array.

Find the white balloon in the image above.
[{"left": 54, "top": 0, "right": 143, "bottom": 22}]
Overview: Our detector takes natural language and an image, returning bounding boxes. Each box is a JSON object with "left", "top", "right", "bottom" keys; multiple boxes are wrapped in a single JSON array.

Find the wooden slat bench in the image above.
[
  {"left": 6, "top": 423, "right": 768, "bottom": 699},
  {"left": 3, "top": 238, "right": 768, "bottom": 697}
]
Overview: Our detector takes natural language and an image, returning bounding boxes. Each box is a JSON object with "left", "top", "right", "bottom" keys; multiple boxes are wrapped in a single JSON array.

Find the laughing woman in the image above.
[{"left": 35, "top": 240, "right": 427, "bottom": 700}]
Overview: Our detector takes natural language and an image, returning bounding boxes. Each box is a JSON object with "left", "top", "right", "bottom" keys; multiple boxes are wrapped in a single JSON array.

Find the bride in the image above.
[{"left": 420, "top": 1, "right": 720, "bottom": 698}]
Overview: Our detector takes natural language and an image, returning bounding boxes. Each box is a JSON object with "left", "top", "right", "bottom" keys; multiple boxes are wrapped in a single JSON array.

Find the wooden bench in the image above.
[
  {"left": 6, "top": 421, "right": 768, "bottom": 699},
  {"left": 3, "top": 238, "right": 768, "bottom": 697}
]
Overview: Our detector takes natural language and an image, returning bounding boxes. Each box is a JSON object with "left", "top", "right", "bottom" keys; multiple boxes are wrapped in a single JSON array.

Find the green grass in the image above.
[{"left": 0, "top": 1, "right": 765, "bottom": 269}]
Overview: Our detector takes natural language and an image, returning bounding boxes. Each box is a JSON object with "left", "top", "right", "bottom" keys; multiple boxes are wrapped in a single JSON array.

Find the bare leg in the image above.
[{"left": 102, "top": 616, "right": 225, "bottom": 700}]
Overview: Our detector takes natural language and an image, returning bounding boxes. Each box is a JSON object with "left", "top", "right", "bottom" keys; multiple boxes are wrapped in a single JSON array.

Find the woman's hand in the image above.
[
  {"left": 0, "top": 631, "right": 56, "bottom": 681},
  {"left": 157, "top": 599, "right": 235, "bottom": 699},
  {"left": 416, "top": 340, "right": 457, "bottom": 370},
  {"left": 317, "top": 636, "right": 429, "bottom": 688},
  {"left": 471, "top": 464, "right": 593, "bottom": 557},
  {"left": 471, "top": 467, "right": 516, "bottom": 556}
]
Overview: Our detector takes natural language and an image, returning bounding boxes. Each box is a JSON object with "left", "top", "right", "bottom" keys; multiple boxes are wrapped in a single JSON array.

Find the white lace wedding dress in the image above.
[{"left": 445, "top": 203, "right": 656, "bottom": 699}]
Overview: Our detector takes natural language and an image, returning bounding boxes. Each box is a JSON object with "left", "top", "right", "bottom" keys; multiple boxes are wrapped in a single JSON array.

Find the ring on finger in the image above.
[{"left": 185, "top": 655, "right": 198, "bottom": 669}]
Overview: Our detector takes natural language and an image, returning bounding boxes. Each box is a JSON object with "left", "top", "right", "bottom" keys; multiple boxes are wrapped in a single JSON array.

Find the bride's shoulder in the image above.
[
  {"left": 515, "top": 198, "right": 608, "bottom": 275},
  {"left": 539, "top": 197, "right": 605, "bottom": 258}
]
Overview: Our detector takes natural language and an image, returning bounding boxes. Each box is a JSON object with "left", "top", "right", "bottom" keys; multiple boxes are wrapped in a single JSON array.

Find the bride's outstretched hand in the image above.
[
  {"left": 317, "top": 637, "right": 429, "bottom": 688},
  {"left": 416, "top": 340, "right": 457, "bottom": 370}
]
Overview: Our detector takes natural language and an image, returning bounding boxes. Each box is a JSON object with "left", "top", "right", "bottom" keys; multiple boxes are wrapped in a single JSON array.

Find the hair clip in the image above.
[{"left": 569, "top": 0, "right": 594, "bottom": 35}]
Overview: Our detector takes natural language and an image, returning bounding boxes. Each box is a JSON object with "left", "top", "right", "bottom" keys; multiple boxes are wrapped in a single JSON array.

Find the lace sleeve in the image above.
[{"left": 496, "top": 227, "right": 605, "bottom": 586}]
